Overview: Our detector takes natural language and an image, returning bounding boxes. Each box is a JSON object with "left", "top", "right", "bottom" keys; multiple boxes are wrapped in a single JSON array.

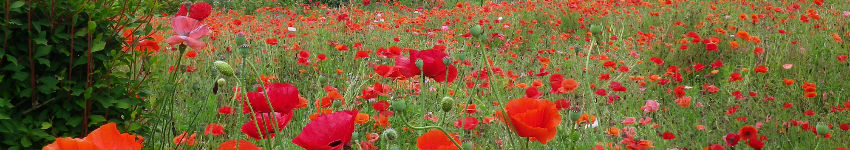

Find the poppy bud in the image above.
[
  {"left": 214, "top": 61, "right": 235, "bottom": 76},
  {"left": 388, "top": 145, "right": 400, "bottom": 150},
  {"left": 415, "top": 59, "right": 424, "bottom": 69},
  {"left": 235, "top": 32, "right": 247, "bottom": 46},
  {"left": 470, "top": 25, "right": 483, "bottom": 38},
  {"left": 816, "top": 122, "right": 829, "bottom": 135},
  {"left": 332, "top": 99, "right": 343, "bottom": 107},
  {"left": 441, "top": 97, "right": 453, "bottom": 112},
  {"left": 351, "top": 131, "right": 360, "bottom": 140},
  {"left": 463, "top": 142, "right": 474, "bottom": 150},
  {"left": 391, "top": 100, "right": 407, "bottom": 112},
  {"left": 213, "top": 78, "right": 224, "bottom": 86},
  {"left": 382, "top": 128, "right": 398, "bottom": 141},
  {"left": 569, "top": 110, "right": 581, "bottom": 122},
  {"left": 443, "top": 57, "right": 452, "bottom": 66},
  {"left": 590, "top": 25, "right": 603, "bottom": 35}
]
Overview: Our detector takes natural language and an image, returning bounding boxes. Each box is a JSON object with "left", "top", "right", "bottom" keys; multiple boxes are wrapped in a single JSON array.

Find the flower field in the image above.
[{"left": 36, "top": 0, "right": 850, "bottom": 149}]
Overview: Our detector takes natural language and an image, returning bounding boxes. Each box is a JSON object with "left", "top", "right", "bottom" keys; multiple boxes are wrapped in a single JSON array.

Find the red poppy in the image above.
[
  {"left": 746, "top": 139, "right": 764, "bottom": 150},
  {"left": 372, "top": 101, "right": 390, "bottom": 111},
  {"left": 43, "top": 123, "right": 144, "bottom": 150},
  {"left": 724, "top": 133, "right": 740, "bottom": 147},
  {"left": 754, "top": 65, "right": 768, "bottom": 73},
  {"left": 359, "top": 82, "right": 390, "bottom": 99},
  {"left": 205, "top": 123, "right": 225, "bottom": 136},
  {"left": 661, "top": 132, "right": 676, "bottom": 140},
  {"left": 609, "top": 81, "right": 627, "bottom": 92},
  {"left": 355, "top": 50, "right": 371, "bottom": 59},
  {"left": 454, "top": 117, "right": 479, "bottom": 130},
  {"left": 218, "top": 106, "right": 233, "bottom": 114},
  {"left": 292, "top": 110, "right": 358, "bottom": 150},
  {"left": 241, "top": 112, "right": 293, "bottom": 140},
  {"left": 416, "top": 129, "right": 461, "bottom": 150},
  {"left": 265, "top": 38, "right": 278, "bottom": 45},
  {"left": 243, "top": 83, "right": 300, "bottom": 114},
  {"left": 188, "top": 2, "right": 212, "bottom": 21},
  {"left": 554, "top": 99, "right": 570, "bottom": 110},
  {"left": 504, "top": 98, "right": 561, "bottom": 144},
  {"left": 414, "top": 46, "right": 458, "bottom": 82},
  {"left": 524, "top": 87, "right": 542, "bottom": 99},
  {"left": 214, "top": 140, "right": 261, "bottom": 150},
  {"left": 839, "top": 124, "right": 849, "bottom": 131}
]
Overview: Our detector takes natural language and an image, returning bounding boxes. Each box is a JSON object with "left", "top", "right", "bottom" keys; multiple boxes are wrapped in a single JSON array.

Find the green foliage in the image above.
[
  {"left": 158, "top": 0, "right": 296, "bottom": 14},
  {"left": 0, "top": 0, "right": 154, "bottom": 149}
]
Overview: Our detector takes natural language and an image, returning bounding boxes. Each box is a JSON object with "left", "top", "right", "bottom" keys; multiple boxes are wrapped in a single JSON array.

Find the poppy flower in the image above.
[
  {"left": 661, "top": 132, "right": 676, "bottom": 140},
  {"left": 243, "top": 83, "right": 301, "bottom": 114},
  {"left": 549, "top": 74, "right": 579, "bottom": 94},
  {"left": 265, "top": 38, "right": 278, "bottom": 45},
  {"left": 166, "top": 16, "right": 210, "bottom": 50},
  {"left": 621, "top": 117, "right": 636, "bottom": 125},
  {"left": 454, "top": 117, "right": 479, "bottom": 130},
  {"left": 241, "top": 112, "right": 293, "bottom": 140},
  {"left": 43, "top": 123, "right": 144, "bottom": 150},
  {"left": 372, "top": 101, "right": 390, "bottom": 111},
  {"left": 219, "top": 106, "right": 233, "bottom": 114},
  {"left": 205, "top": 123, "right": 225, "bottom": 136},
  {"left": 524, "top": 87, "right": 543, "bottom": 99},
  {"left": 554, "top": 99, "right": 570, "bottom": 110},
  {"left": 746, "top": 139, "right": 764, "bottom": 150},
  {"left": 609, "top": 81, "right": 627, "bottom": 92},
  {"left": 641, "top": 100, "right": 660, "bottom": 113},
  {"left": 504, "top": 98, "right": 561, "bottom": 144},
  {"left": 214, "top": 140, "right": 261, "bottom": 150},
  {"left": 188, "top": 2, "right": 212, "bottom": 21},
  {"left": 414, "top": 46, "right": 459, "bottom": 82},
  {"left": 724, "top": 133, "right": 740, "bottom": 147},
  {"left": 738, "top": 125, "right": 759, "bottom": 140},
  {"left": 292, "top": 110, "right": 358, "bottom": 150},
  {"left": 417, "top": 129, "right": 461, "bottom": 150},
  {"left": 173, "top": 132, "right": 197, "bottom": 146}
]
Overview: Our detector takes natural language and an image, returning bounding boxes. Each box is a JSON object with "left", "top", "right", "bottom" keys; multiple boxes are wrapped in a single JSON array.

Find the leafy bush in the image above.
[{"left": 0, "top": 0, "right": 155, "bottom": 149}]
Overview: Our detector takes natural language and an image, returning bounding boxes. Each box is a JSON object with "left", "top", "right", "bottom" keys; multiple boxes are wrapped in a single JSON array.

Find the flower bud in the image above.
[
  {"left": 381, "top": 128, "right": 398, "bottom": 141},
  {"left": 590, "top": 25, "right": 603, "bottom": 35},
  {"left": 816, "top": 122, "right": 829, "bottom": 135},
  {"left": 462, "top": 142, "right": 474, "bottom": 150},
  {"left": 443, "top": 57, "right": 452, "bottom": 66},
  {"left": 217, "top": 78, "right": 226, "bottom": 85},
  {"left": 470, "top": 25, "right": 483, "bottom": 38},
  {"left": 391, "top": 100, "right": 407, "bottom": 112},
  {"left": 441, "top": 97, "right": 453, "bottom": 112},
  {"left": 415, "top": 59, "right": 424, "bottom": 69},
  {"left": 213, "top": 61, "right": 235, "bottom": 76}
]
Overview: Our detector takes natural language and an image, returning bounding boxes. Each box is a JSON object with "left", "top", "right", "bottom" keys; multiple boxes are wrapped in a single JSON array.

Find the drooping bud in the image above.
[
  {"left": 470, "top": 25, "right": 483, "bottom": 38},
  {"left": 213, "top": 61, "right": 235, "bottom": 76},
  {"left": 590, "top": 25, "right": 603, "bottom": 35},
  {"left": 816, "top": 122, "right": 829, "bottom": 135},
  {"left": 381, "top": 128, "right": 398, "bottom": 141}
]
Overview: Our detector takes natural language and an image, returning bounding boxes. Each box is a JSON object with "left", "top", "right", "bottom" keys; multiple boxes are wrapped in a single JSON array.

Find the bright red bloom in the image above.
[
  {"left": 746, "top": 139, "right": 764, "bottom": 150},
  {"left": 188, "top": 2, "right": 212, "bottom": 21},
  {"left": 738, "top": 125, "right": 758, "bottom": 141},
  {"left": 754, "top": 65, "right": 768, "bottom": 73},
  {"left": 359, "top": 82, "right": 391, "bottom": 99},
  {"left": 454, "top": 117, "right": 479, "bottom": 130},
  {"left": 554, "top": 99, "right": 570, "bottom": 110},
  {"left": 214, "top": 140, "right": 261, "bottom": 150},
  {"left": 661, "top": 132, "right": 676, "bottom": 140},
  {"left": 504, "top": 98, "right": 561, "bottom": 144},
  {"left": 218, "top": 106, "right": 233, "bottom": 114},
  {"left": 839, "top": 124, "right": 849, "bottom": 131},
  {"left": 184, "top": 51, "right": 197, "bottom": 58},
  {"left": 417, "top": 129, "right": 461, "bottom": 150},
  {"left": 43, "top": 123, "right": 144, "bottom": 150},
  {"left": 243, "top": 83, "right": 300, "bottom": 114},
  {"left": 175, "top": 3, "right": 189, "bottom": 16},
  {"left": 292, "top": 110, "right": 358, "bottom": 150},
  {"left": 374, "top": 45, "right": 458, "bottom": 82},
  {"left": 724, "top": 133, "right": 740, "bottom": 147},
  {"left": 241, "top": 112, "right": 293, "bottom": 140},
  {"left": 205, "top": 123, "right": 225, "bottom": 136},
  {"left": 524, "top": 87, "right": 542, "bottom": 99},
  {"left": 265, "top": 38, "right": 278, "bottom": 45},
  {"left": 372, "top": 101, "right": 390, "bottom": 111},
  {"left": 609, "top": 81, "right": 627, "bottom": 92}
]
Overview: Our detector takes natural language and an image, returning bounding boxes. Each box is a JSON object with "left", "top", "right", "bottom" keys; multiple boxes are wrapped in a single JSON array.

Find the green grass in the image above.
[{"left": 137, "top": 0, "right": 850, "bottom": 150}]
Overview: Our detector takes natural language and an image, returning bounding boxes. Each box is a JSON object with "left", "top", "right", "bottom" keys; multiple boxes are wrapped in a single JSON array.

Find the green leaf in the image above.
[
  {"left": 38, "top": 76, "right": 59, "bottom": 94},
  {"left": 91, "top": 36, "right": 106, "bottom": 53},
  {"left": 35, "top": 45, "right": 52, "bottom": 58},
  {"left": 88, "top": 115, "right": 105, "bottom": 126},
  {"left": 40, "top": 122, "right": 51, "bottom": 129},
  {"left": 34, "top": 32, "right": 48, "bottom": 45},
  {"left": 88, "top": 21, "right": 97, "bottom": 33},
  {"left": 12, "top": 72, "right": 28, "bottom": 81},
  {"left": 75, "top": 28, "right": 87, "bottom": 37},
  {"left": 115, "top": 100, "right": 131, "bottom": 109},
  {"left": 37, "top": 58, "right": 51, "bottom": 68},
  {"left": 19, "top": 136, "right": 30, "bottom": 147},
  {"left": 0, "top": 113, "right": 9, "bottom": 120},
  {"left": 11, "top": 1, "right": 25, "bottom": 9}
]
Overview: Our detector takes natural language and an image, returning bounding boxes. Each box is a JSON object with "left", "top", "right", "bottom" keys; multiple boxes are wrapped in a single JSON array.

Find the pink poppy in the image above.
[
  {"left": 621, "top": 117, "right": 636, "bottom": 125},
  {"left": 641, "top": 100, "right": 659, "bottom": 113},
  {"left": 166, "top": 16, "right": 210, "bottom": 50}
]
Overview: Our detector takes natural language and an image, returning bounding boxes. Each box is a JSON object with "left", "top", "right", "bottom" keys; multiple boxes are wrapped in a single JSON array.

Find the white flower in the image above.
[{"left": 287, "top": 27, "right": 297, "bottom": 32}]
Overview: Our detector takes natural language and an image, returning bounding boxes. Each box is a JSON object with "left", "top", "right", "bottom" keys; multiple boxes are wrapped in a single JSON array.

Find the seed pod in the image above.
[
  {"left": 213, "top": 61, "right": 235, "bottom": 76},
  {"left": 382, "top": 128, "right": 398, "bottom": 141},
  {"left": 590, "top": 25, "right": 603, "bottom": 35},
  {"left": 470, "top": 25, "right": 483, "bottom": 38},
  {"left": 441, "top": 97, "right": 453, "bottom": 112},
  {"left": 816, "top": 122, "right": 829, "bottom": 135}
]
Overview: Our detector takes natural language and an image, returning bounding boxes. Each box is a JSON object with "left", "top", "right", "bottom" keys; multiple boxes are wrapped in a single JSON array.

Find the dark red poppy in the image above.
[
  {"left": 524, "top": 87, "right": 542, "bottom": 99},
  {"left": 205, "top": 123, "right": 224, "bottom": 136},
  {"left": 746, "top": 138, "right": 764, "bottom": 150},
  {"left": 724, "top": 133, "right": 740, "bottom": 147},
  {"left": 554, "top": 99, "right": 570, "bottom": 110},
  {"left": 292, "top": 110, "right": 358, "bottom": 150},
  {"left": 661, "top": 132, "right": 676, "bottom": 140},
  {"left": 243, "top": 83, "right": 300, "bottom": 114},
  {"left": 840, "top": 124, "right": 849, "bottom": 131},
  {"left": 175, "top": 3, "right": 189, "bottom": 17},
  {"left": 414, "top": 46, "right": 458, "bottom": 82},
  {"left": 188, "top": 2, "right": 212, "bottom": 21},
  {"left": 372, "top": 101, "right": 390, "bottom": 111},
  {"left": 241, "top": 112, "right": 293, "bottom": 140},
  {"left": 609, "top": 81, "right": 627, "bottom": 92}
]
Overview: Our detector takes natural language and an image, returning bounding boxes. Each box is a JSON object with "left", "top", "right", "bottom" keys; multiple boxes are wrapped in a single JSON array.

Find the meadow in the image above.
[{"left": 37, "top": 0, "right": 850, "bottom": 150}]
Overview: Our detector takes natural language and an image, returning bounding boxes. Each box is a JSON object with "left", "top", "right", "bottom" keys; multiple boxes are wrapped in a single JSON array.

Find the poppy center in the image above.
[{"left": 328, "top": 140, "right": 343, "bottom": 147}]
